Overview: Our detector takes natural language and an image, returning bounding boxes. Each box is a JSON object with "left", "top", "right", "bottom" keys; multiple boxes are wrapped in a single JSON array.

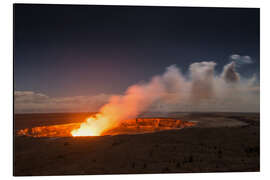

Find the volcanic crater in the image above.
[{"left": 16, "top": 117, "right": 196, "bottom": 138}]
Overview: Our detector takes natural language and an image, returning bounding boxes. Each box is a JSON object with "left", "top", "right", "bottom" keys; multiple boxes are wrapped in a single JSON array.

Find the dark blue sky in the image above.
[{"left": 14, "top": 4, "right": 260, "bottom": 97}]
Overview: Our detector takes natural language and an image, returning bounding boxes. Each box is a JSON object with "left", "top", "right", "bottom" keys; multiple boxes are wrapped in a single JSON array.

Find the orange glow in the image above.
[
  {"left": 70, "top": 114, "right": 197, "bottom": 137},
  {"left": 16, "top": 117, "right": 196, "bottom": 138},
  {"left": 16, "top": 123, "right": 81, "bottom": 138},
  {"left": 71, "top": 114, "right": 116, "bottom": 137}
]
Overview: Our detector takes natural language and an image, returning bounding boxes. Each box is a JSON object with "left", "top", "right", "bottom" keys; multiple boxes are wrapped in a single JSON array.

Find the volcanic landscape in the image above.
[{"left": 14, "top": 112, "right": 259, "bottom": 176}]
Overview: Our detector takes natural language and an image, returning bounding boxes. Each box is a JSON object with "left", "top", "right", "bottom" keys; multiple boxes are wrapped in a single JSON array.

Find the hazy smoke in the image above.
[
  {"left": 89, "top": 60, "right": 259, "bottom": 130},
  {"left": 190, "top": 61, "right": 216, "bottom": 101},
  {"left": 221, "top": 61, "right": 240, "bottom": 83},
  {"left": 99, "top": 75, "right": 165, "bottom": 128},
  {"left": 15, "top": 59, "right": 259, "bottom": 115}
]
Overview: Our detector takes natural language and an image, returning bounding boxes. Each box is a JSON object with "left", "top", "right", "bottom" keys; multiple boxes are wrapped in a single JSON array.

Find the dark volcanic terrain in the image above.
[{"left": 14, "top": 112, "right": 259, "bottom": 176}]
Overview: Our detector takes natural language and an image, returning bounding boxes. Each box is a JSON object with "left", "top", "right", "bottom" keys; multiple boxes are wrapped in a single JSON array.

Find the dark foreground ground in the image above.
[{"left": 14, "top": 112, "right": 259, "bottom": 176}]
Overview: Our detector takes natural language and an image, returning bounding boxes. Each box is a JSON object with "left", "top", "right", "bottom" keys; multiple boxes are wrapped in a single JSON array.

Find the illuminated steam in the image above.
[
  {"left": 71, "top": 60, "right": 259, "bottom": 135},
  {"left": 15, "top": 59, "right": 259, "bottom": 115}
]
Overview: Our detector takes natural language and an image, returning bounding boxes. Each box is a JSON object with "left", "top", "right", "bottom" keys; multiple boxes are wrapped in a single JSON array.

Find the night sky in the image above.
[{"left": 14, "top": 4, "right": 260, "bottom": 98}]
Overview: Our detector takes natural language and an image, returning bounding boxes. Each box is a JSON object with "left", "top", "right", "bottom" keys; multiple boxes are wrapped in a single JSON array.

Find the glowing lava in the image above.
[
  {"left": 71, "top": 114, "right": 114, "bottom": 136},
  {"left": 16, "top": 116, "right": 196, "bottom": 138},
  {"left": 16, "top": 123, "right": 81, "bottom": 138}
]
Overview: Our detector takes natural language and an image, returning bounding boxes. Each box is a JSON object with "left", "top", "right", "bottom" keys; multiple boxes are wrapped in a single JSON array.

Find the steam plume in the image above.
[
  {"left": 72, "top": 60, "right": 259, "bottom": 135},
  {"left": 221, "top": 61, "right": 240, "bottom": 83}
]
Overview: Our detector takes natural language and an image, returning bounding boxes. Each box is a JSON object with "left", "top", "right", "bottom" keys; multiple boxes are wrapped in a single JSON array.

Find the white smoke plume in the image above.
[
  {"left": 88, "top": 61, "right": 259, "bottom": 130},
  {"left": 150, "top": 61, "right": 258, "bottom": 113},
  {"left": 69, "top": 60, "right": 259, "bottom": 135},
  {"left": 189, "top": 61, "right": 216, "bottom": 102},
  {"left": 15, "top": 60, "right": 259, "bottom": 115},
  {"left": 221, "top": 61, "right": 240, "bottom": 83}
]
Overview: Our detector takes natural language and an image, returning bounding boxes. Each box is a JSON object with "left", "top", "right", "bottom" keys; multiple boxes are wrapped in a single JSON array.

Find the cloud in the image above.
[
  {"left": 14, "top": 92, "right": 111, "bottom": 113},
  {"left": 230, "top": 54, "right": 253, "bottom": 65},
  {"left": 15, "top": 91, "right": 49, "bottom": 104}
]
